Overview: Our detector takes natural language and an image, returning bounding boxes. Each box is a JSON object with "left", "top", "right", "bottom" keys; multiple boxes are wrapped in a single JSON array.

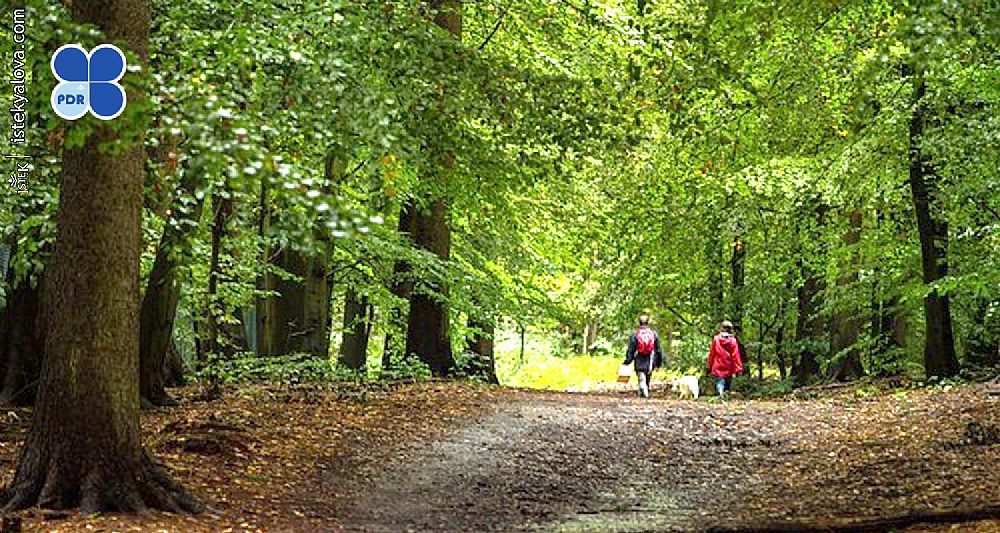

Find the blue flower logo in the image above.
[{"left": 50, "top": 44, "right": 127, "bottom": 121}]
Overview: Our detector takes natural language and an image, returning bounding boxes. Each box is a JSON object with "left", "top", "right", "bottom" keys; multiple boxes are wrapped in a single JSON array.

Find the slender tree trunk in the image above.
[
  {"left": 757, "top": 321, "right": 764, "bottom": 380},
  {"left": 256, "top": 178, "right": 275, "bottom": 356},
  {"left": 908, "top": 72, "right": 959, "bottom": 378},
  {"left": 139, "top": 167, "right": 203, "bottom": 407},
  {"left": 730, "top": 237, "right": 745, "bottom": 333},
  {"left": 205, "top": 191, "right": 232, "bottom": 359},
  {"left": 828, "top": 210, "right": 864, "bottom": 381},
  {"left": 0, "top": 276, "right": 44, "bottom": 406},
  {"left": 519, "top": 324, "right": 526, "bottom": 365},
  {"left": 730, "top": 236, "right": 746, "bottom": 369},
  {"left": 339, "top": 290, "right": 371, "bottom": 370},
  {"left": 163, "top": 338, "right": 187, "bottom": 387},
  {"left": 775, "top": 321, "right": 787, "bottom": 380},
  {"left": 707, "top": 238, "right": 725, "bottom": 323},
  {"left": 870, "top": 207, "right": 905, "bottom": 370},
  {"left": 3, "top": 0, "right": 199, "bottom": 511},
  {"left": 383, "top": 203, "right": 417, "bottom": 370}
]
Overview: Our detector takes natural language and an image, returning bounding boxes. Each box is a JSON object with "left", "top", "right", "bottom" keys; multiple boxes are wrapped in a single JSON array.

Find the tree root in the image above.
[
  {"left": 706, "top": 504, "right": 1000, "bottom": 533},
  {"left": 3, "top": 450, "right": 202, "bottom": 515},
  {"left": 141, "top": 392, "right": 179, "bottom": 410}
]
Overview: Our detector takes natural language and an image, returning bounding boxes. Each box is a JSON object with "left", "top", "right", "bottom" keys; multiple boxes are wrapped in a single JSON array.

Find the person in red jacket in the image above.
[{"left": 707, "top": 320, "right": 743, "bottom": 398}]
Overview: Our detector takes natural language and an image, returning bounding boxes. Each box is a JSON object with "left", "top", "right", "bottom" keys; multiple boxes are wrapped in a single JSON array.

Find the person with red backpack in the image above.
[
  {"left": 623, "top": 314, "right": 664, "bottom": 398},
  {"left": 707, "top": 320, "right": 743, "bottom": 398}
]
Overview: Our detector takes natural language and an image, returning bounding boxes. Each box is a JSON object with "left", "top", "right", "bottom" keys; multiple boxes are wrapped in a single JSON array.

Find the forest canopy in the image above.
[{"left": 1, "top": 0, "right": 998, "bottom": 393}]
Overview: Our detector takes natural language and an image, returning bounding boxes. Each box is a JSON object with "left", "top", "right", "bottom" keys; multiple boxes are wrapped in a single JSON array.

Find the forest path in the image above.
[{"left": 336, "top": 385, "right": 1000, "bottom": 533}]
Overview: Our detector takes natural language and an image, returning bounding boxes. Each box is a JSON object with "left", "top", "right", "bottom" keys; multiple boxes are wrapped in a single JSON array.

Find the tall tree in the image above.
[
  {"left": 793, "top": 203, "right": 827, "bottom": 384},
  {"left": 255, "top": 150, "right": 341, "bottom": 358},
  {"left": 3, "top": 0, "right": 198, "bottom": 512},
  {"left": 404, "top": 0, "right": 461, "bottom": 376},
  {"left": 907, "top": 69, "right": 959, "bottom": 378}
]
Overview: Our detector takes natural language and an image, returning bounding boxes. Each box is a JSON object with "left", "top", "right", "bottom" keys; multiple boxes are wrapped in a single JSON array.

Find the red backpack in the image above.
[{"left": 636, "top": 328, "right": 656, "bottom": 356}]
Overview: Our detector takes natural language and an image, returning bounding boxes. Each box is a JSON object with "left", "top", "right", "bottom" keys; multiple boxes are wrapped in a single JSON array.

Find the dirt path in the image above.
[
  {"left": 1, "top": 382, "right": 998, "bottom": 532},
  {"left": 337, "top": 387, "right": 1000, "bottom": 533}
]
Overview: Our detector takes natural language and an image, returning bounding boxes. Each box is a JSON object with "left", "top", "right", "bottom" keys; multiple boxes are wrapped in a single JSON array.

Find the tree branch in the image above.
[{"left": 478, "top": 0, "right": 513, "bottom": 51}]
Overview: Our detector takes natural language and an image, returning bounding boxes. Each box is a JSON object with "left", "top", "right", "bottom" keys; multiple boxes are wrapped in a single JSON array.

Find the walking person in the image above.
[
  {"left": 623, "top": 314, "right": 664, "bottom": 398},
  {"left": 707, "top": 320, "right": 743, "bottom": 398}
]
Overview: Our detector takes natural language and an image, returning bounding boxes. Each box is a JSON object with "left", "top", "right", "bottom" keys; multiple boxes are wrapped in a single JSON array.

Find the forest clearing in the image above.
[{"left": 1, "top": 380, "right": 998, "bottom": 532}]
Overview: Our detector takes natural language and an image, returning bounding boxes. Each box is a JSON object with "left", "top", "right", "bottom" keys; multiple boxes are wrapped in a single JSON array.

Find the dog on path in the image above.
[{"left": 670, "top": 375, "right": 700, "bottom": 400}]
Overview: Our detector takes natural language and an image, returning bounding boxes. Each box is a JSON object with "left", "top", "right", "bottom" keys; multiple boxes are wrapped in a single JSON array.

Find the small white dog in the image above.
[{"left": 671, "top": 375, "right": 700, "bottom": 400}]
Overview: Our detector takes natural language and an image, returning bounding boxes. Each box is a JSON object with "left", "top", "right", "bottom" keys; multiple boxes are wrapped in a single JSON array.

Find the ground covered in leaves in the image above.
[{"left": 0, "top": 380, "right": 998, "bottom": 532}]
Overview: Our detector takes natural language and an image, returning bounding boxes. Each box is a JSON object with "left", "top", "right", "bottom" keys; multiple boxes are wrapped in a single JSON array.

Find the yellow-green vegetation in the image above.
[
  {"left": 495, "top": 330, "right": 611, "bottom": 389},
  {"left": 496, "top": 329, "right": 689, "bottom": 390}
]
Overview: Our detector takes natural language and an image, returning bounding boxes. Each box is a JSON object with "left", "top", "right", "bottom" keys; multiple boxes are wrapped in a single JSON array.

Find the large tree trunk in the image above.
[
  {"left": 2, "top": 0, "right": 199, "bottom": 512},
  {"left": 908, "top": 72, "right": 960, "bottom": 379},
  {"left": 466, "top": 315, "right": 499, "bottom": 384},
  {"left": 828, "top": 210, "right": 864, "bottom": 381},
  {"left": 300, "top": 250, "right": 331, "bottom": 357},
  {"left": 0, "top": 276, "right": 44, "bottom": 406},
  {"left": 256, "top": 248, "right": 329, "bottom": 357},
  {"left": 403, "top": 1, "right": 461, "bottom": 377},
  {"left": 339, "top": 290, "right": 371, "bottom": 370},
  {"left": 139, "top": 168, "right": 203, "bottom": 407},
  {"left": 405, "top": 199, "right": 455, "bottom": 376},
  {"left": 255, "top": 152, "right": 339, "bottom": 359}
]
